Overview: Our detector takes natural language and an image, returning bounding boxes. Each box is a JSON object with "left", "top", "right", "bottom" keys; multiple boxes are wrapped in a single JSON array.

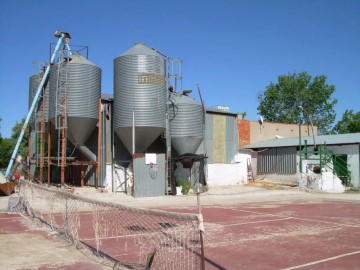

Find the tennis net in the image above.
[{"left": 14, "top": 179, "right": 204, "bottom": 269}]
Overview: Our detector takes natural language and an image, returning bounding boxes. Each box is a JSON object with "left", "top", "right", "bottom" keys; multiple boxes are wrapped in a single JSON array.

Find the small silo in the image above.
[
  {"left": 29, "top": 68, "right": 50, "bottom": 128},
  {"left": 48, "top": 54, "right": 101, "bottom": 147},
  {"left": 169, "top": 92, "right": 204, "bottom": 155},
  {"left": 113, "top": 43, "right": 166, "bottom": 153}
]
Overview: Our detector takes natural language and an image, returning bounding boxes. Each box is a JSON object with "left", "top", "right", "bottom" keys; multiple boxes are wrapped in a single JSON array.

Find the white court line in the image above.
[
  {"left": 290, "top": 216, "right": 360, "bottom": 228},
  {"left": 281, "top": 250, "right": 360, "bottom": 270},
  {"left": 0, "top": 216, "right": 22, "bottom": 220},
  {"left": 81, "top": 232, "right": 158, "bottom": 241},
  {"left": 230, "top": 208, "right": 288, "bottom": 217},
  {"left": 0, "top": 212, "right": 23, "bottom": 220},
  {"left": 223, "top": 217, "right": 293, "bottom": 227},
  {"left": 229, "top": 208, "right": 360, "bottom": 228}
]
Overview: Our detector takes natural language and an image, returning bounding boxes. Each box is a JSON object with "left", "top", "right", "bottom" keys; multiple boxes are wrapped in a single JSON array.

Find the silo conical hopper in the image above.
[
  {"left": 169, "top": 92, "right": 204, "bottom": 155},
  {"left": 114, "top": 43, "right": 166, "bottom": 153},
  {"left": 49, "top": 54, "right": 101, "bottom": 148}
]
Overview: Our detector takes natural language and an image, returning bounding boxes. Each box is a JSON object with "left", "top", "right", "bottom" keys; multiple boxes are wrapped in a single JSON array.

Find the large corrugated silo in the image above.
[
  {"left": 169, "top": 92, "right": 204, "bottom": 155},
  {"left": 113, "top": 43, "right": 166, "bottom": 153},
  {"left": 29, "top": 68, "right": 50, "bottom": 128},
  {"left": 49, "top": 54, "right": 101, "bottom": 147}
]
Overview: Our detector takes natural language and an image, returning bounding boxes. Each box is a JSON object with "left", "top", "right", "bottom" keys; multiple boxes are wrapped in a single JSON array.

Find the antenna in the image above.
[{"left": 258, "top": 115, "right": 264, "bottom": 134}]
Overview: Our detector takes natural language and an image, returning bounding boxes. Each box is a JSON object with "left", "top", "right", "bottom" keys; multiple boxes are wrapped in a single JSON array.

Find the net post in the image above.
[{"left": 197, "top": 190, "right": 205, "bottom": 270}]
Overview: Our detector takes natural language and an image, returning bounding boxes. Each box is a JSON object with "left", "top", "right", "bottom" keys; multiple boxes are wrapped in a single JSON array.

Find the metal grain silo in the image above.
[
  {"left": 114, "top": 43, "right": 166, "bottom": 153},
  {"left": 29, "top": 68, "right": 50, "bottom": 128},
  {"left": 49, "top": 54, "right": 101, "bottom": 146},
  {"left": 169, "top": 92, "right": 204, "bottom": 155}
]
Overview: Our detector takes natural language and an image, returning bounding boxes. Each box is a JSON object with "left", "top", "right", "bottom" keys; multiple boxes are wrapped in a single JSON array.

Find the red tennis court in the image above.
[
  {"left": 50, "top": 198, "right": 360, "bottom": 269},
  {"left": 197, "top": 199, "right": 360, "bottom": 269},
  {"left": 1, "top": 196, "right": 360, "bottom": 269}
]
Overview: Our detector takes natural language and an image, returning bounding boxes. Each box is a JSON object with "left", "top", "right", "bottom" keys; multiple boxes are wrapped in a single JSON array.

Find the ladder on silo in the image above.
[
  {"left": 34, "top": 98, "right": 46, "bottom": 183},
  {"left": 167, "top": 58, "right": 183, "bottom": 92},
  {"left": 55, "top": 51, "right": 70, "bottom": 168}
]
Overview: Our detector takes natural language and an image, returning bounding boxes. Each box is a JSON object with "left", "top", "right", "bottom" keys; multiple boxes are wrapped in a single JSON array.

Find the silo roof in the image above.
[
  {"left": 120, "top": 42, "right": 161, "bottom": 57},
  {"left": 172, "top": 93, "right": 199, "bottom": 105},
  {"left": 68, "top": 54, "right": 96, "bottom": 66}
]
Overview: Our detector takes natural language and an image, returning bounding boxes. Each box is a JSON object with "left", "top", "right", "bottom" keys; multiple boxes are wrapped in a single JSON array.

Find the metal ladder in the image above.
[
  {"left": 55, "top": 50, "right": 70, "bottom": 167},
  {"left": 165, "top": 58, "right": 183, "bottom": 194},
  {"left": 36, "top": 99, "right": 46, "bottom": 183},
  {"left": 34, "top": 99, "right": 45, "bottom": 163}
]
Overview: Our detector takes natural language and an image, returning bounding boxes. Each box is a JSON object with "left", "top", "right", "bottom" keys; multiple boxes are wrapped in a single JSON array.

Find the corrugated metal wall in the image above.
[
  {"left": 133, "top": 154, "right": 165, "bottom": 197},
  {"left": 197, "top": 112, "right": 238, "bottom": 164},
  {"left": 226, "top": 115, "right": 238, "bottom": 162},
  {"left": 213, "top": 114, "right": 226, "bottom": 162},
  {"left": 257, "top": 147, "right": 296, "bottom": 175}
]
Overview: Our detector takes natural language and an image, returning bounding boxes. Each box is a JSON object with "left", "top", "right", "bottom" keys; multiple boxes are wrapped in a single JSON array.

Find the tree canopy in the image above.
[
  {"left": 11, "top": 117, "right": 28, "bottom": 157},
  {"left": 0, "top": 117, "right": 28, "bottom": 168},
  {"left": 257, "top": 71, "right": 337, "bottom": 134},
  {"left": 332, "top": 110, "right": 360, "bottom": 134}
]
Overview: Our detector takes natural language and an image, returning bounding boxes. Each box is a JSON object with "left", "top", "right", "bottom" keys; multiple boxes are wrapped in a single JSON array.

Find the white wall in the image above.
[
  {"left": 104, "top": 164, "right": 131, "bottom": 193},
  {"left": 207, "top": 153, "right": 250, "bottom": 186},
  {"left": 327, "top": 144, "right": 360, "bottom": 188}
]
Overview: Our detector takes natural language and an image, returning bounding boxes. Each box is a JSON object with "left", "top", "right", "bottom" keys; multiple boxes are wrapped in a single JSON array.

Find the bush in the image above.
[{"left": 176, "top": 178, "right": 191, "bottom": 195}]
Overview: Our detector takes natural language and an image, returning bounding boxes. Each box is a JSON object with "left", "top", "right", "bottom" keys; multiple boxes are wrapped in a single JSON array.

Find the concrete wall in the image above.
[
  {"left": 206, "top": 153, "right": 251, "bottom": 186},
  {"left": 326, "top": 144, "right": 360, "bottom": 188},
  {"left": 238, "top": 119, "right": 317, "bottom": 148}
]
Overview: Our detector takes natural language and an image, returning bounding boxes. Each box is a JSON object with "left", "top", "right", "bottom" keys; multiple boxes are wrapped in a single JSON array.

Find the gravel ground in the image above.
[{"left": 1, "top": 182, "right": 359, "bottom": 212}]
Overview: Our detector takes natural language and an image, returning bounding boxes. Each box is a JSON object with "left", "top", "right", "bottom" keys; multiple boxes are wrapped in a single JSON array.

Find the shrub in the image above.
[{"left": 176, "top": 178, "right": 191, "bottom": 195}]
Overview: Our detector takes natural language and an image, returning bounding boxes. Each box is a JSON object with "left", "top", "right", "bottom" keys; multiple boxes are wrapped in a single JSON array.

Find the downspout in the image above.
[{"left": 78, "top": 145, "right": 96, "bottom": 162}]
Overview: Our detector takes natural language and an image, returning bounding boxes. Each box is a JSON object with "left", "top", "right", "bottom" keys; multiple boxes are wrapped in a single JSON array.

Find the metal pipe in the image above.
[
  {"left": 60, "top": 97, "right": 66, "bottom": 187},
  {"left": 197, "top": 187, "right": 205, "bottom": 270},
  {"left": 5, "top": 32, "right": 67, "bottom": 179},
  {"left": 39, "top": 101, "right": 44, "bottom": 184},
  {"left": 47, "top": 121, "right": 51, "bottom": 186},
  {"left": 299, "top": 123, "right": 302, "bottom": 173},
  {"left": 96, "top": 98, "right": 102, "bottom": 189},
  {"left": 28, "top": 127, "right": 32, "bottom": 181},
  {"left": 111, "top": 103, "right": 115, "bottom": 193},
  {"left": 132, "top": 111, "right": 135, "bottom": 155},
  {"left": 78, "top": 145, "right": 96, "bottom": 162},
  {"left": 165, "top": 112, "right": 171, "bottom": 194}
]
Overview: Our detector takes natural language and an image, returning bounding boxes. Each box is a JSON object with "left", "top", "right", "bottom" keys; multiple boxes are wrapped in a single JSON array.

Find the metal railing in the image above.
[{"left": 300, "top": 143, "right": 351, "bottom": 186}]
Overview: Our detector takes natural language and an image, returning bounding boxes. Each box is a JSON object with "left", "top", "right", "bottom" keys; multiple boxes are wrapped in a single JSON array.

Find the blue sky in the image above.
[{"left": 0, "top": 0, "right": 359, "bottom": 138}]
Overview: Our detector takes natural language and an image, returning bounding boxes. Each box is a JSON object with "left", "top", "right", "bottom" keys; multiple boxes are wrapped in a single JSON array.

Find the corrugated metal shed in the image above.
[
  {"left": 243, "top": 133, "right": 360, "bottom": 149},
  {"left": 257, "top": 147, "right": 297, "bottom": 175},
  {"left": 197, "top": 111, "right": 238, "bottom": 164}
]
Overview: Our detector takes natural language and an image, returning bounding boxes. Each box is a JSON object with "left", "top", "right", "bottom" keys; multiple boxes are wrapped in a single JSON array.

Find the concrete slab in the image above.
[{"left": 0, "top": 213, "right": 111, "bottom": 270}]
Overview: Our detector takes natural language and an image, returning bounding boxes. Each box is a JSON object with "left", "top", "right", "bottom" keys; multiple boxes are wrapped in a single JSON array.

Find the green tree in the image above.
[
  {"left": 257, "top": 71, "right": 337, "bottom": 134},
  {"left": 11, "top": 117, "right": 29, "bottom": 158},
  {"left": 0, "top": 117, "right": 29, "bottom": 168},
  {"left": 0, "top": 138, "right": 14, "bottom": 168},
  {"left": 332, "top": 110, "right": 360, "bottom": 134}
]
